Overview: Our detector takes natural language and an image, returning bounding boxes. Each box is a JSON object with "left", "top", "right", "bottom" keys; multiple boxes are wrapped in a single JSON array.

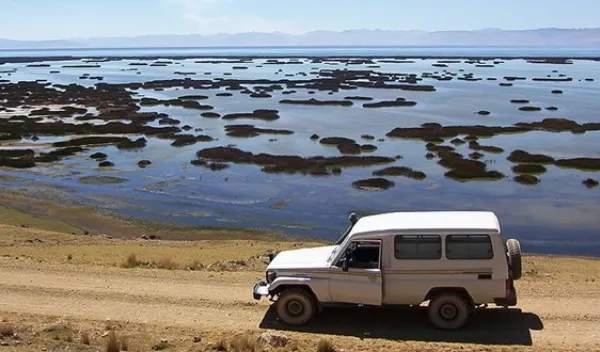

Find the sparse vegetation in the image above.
[
  {"left": 0, "top": 323, "right": 14, "bottom": 336},
  {"left": 106, "top": 330, "right": 120, "bottom": 352},
  {"left": 215, "top": 337, "right": 228, "bottom": 351},
  {"left": 230, "top": 334, "right": 261, "bottom": 352},
  {"left": 317, "top": 339, "right": 336, "bottom": 352},
  {"left": 122, "top": 253, "right": 143, "bottom": 268},
  {"left": 155, "top": 257, "right": 179, "bottom": 270},
  {"left": 121, "top": 337, "right": 129, "bottom": 351},
  {"left": 152, "top": 339, "right": 170, "bottom": 351},
  {"left": 81, "top": 331, "right": 91, "bottom": 345},
  {"left": 188, "top": 259, "right": 205, "bottom": 271}
]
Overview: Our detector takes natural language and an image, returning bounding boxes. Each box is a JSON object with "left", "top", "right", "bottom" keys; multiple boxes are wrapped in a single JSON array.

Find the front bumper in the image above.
[{"left": 253, "top": 280, "right": 270, "bottom": 300}]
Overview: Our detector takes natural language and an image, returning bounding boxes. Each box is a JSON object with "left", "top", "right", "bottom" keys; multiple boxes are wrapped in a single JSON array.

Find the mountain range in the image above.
[{"left": 1, "top": 28, "right": 600, "bottom": 49}]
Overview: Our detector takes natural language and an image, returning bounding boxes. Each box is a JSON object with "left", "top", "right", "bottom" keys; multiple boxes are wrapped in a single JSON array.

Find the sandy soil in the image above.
[{"left": 1, "top": 201, "right": 600, "bottom": 351}]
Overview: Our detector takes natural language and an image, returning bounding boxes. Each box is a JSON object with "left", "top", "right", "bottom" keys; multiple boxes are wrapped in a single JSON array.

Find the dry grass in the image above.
[
  {"left": 0, "top": 322, "right": 14, "bottom": 337},
  {"left": 188, "top": 259, "right": 205, "bottom": 271},
  {"left": 121, "top": 337, "right": 129, "bottom": 351},
  {"left": 152, "top": 340, "right": 170, "bottom": 351},
  {"left": 106, "top": 330, "right": 120, "bottom": 352},
  {"left": 230, "top": 334, "right": 262, "bottom": 352},
  {"left": 122, "top": 253, "right": 144, "bottom": 268},
  {"left": 81, "top": 331, "right": 91, "bottom": 345},
  {"left": 1, "top": 227, "right": 317, "bottom": 270},
  {"left": 155, "top": 257, "right": 179, "bottom": 270},
  {"left": 3, "top": 309, "right": 600, "bottom": 352},
  {"left": 215, "top": 337, "right": 228, "bottom": 351},
  {"left": 316, "top": 339, "right": 336, "bottom": 352}
]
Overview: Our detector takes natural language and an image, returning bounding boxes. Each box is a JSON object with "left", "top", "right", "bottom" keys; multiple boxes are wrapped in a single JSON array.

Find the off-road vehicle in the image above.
[{"left": 253, "top": 211, "right": 522, "bottom": 330}]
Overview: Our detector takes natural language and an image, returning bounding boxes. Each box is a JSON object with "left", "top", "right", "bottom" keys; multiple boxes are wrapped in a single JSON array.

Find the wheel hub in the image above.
[
  {"left": 287, "top": 300, "right": 304, "bottom": 316},
  {"left": 440, "top": 303, "right": 458, "bottom": 320}
]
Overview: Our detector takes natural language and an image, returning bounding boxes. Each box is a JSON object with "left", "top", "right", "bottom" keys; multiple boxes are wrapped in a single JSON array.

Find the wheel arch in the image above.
[
  {"left": 424, "top": 287, "right": 475, "bottom": 305},
  {"left": 271, "top": 284, "right": 319, "bottom": 303},
  {"left": 269, "top": 276, "right": 329, "bottom": 303}
]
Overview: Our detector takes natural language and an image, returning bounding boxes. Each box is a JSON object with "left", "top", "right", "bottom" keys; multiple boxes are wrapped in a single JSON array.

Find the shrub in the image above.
[
  {"left": 0, "top": 323, "right": 14, "bottom": 337},
  {"left": 188, "top": 259, "right": 204, "bottom": 271},
  {"left": 155, "top": 258, "right": 179, "bottom": 270},
  {"left": 215, "top": 337, "right": 228, "bottom": 351},
  {"left": 81, "top": 331, "right": 90, "bottom": 345},
  {"left": 317, "top": 339, "right": 336, "bottom": 352},
  {"left": 106, "top": 330, "right": 119, "bottom": 352},
  {"left": 230, "top": 334, "right": 260, "bottom": 352},
  {"left": 122, "top": 253, "right": 142, "bottom": 268},
  {"left": 121, "top": 337, "right": 129, "bottom": 351}
]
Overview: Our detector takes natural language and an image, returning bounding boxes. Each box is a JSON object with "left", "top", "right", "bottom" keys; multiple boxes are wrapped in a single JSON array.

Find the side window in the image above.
[
  {"left": 346, "top": 240, "right": 381, "bottom": 269},
  {"left": 446, "top": 235, "right": 493, "bottom": 260},
  {"left": 394, "top": 235, "right": 441, "bottom": 260}
]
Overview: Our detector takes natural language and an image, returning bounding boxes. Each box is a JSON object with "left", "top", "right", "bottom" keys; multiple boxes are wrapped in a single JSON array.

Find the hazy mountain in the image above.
[{"left": 1, "top": 28, "right": 600, "bottom": 49}]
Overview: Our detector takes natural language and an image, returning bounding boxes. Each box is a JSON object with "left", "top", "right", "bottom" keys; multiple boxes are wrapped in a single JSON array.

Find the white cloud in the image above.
[{"left": 164, "top": 0, "right": 305, "bottom": 34}]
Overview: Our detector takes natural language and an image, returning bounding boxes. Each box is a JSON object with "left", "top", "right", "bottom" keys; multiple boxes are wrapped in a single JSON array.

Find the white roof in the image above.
[{"left": 350, "top": 211, "right": 501, "bottom": 235}]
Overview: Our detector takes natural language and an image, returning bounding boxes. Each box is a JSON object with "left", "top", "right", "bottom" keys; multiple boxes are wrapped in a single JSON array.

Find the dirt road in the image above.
[{"left": 1, "top": 260, "right": 599, "bottom": 351}]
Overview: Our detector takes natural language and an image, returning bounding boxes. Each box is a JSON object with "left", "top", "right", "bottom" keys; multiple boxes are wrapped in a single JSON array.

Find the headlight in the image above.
[{"left": 266, "top": 271, "right": 277, "bottom": 283}]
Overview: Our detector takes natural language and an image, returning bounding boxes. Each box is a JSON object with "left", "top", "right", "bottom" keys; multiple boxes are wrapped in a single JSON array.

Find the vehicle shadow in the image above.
[{"left": 259, "top": 305, "right": 543, "bottom": 346}]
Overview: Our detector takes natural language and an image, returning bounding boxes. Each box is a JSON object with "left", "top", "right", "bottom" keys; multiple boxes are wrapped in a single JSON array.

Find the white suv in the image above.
[{"left": 253, "top": 211, "right": 522, "bottom": 330}]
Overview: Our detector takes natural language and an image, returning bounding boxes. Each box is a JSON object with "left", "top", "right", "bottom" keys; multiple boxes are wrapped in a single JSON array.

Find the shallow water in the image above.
[{"left": 1, "top": 51, "right": 599, "bottom": 256}]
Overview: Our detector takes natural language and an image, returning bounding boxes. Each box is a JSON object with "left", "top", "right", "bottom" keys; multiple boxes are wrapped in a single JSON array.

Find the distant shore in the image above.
[{"left": 2, "top": 54, "right": 600, "bottom": 64}]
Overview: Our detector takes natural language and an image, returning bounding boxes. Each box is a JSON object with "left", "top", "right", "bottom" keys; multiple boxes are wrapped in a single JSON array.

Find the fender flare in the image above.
[
  {"left": 269, "top": 276, "right": 312, "bottom": 292},
  {"left": 268, "top": 276, "right": 328, "bottom": 303}
]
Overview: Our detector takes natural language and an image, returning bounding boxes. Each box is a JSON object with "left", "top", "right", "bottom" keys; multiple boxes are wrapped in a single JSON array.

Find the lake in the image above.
[{"left": 0, "top": 46, "right": 599, "bottom": 256}]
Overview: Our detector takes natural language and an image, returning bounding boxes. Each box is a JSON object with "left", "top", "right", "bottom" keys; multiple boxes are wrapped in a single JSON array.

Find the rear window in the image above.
[
  {"left": 394, "top": 235, "right": 441, "bottom": 260},
  {"left": 446, "top": 235, "right": 493, "bottom": 260}
]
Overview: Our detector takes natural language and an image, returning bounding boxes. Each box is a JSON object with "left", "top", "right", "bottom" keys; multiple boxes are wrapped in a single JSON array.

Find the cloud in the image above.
[{"left": 164, "top": 0, "right": 305, "bottom": 34}]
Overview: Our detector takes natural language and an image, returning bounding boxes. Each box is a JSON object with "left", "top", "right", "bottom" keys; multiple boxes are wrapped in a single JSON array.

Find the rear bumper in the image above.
[{"left": 253, "top": 280, "right": 270, "bottom": 300}]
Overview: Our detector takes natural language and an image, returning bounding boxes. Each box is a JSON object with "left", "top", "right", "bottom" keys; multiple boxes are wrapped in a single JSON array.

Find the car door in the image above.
[{"left": 328, "top": 240, "right": 383, "bottom": 306}]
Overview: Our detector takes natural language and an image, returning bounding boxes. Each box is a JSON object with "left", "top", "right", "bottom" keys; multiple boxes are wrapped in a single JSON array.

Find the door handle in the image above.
[{"left": 478, "top": 274, "right": 492, "bottom": 280}]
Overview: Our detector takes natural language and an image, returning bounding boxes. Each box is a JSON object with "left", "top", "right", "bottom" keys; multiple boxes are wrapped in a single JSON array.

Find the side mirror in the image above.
[{"left": 340, "top": 257, "right": 349, "bottom": 272}]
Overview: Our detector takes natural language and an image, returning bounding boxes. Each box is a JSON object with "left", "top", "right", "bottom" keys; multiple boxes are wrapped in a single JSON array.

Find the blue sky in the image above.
[{"left": 1, "top": 0, "right": 599, "bottom": 40}]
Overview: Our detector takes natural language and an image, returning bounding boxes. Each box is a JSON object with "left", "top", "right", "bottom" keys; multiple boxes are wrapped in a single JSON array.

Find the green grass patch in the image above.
[
  {"left": 0, "top": 174, "right": 24, "bottom": 182},
  {"left": 0, "top": 205, "right": 84, "bottom": 235},
  {"left": 78, "top": 176, "right": 129, "bottom": 185}
]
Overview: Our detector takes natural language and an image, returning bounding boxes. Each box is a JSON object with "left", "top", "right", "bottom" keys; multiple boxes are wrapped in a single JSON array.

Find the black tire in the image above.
[
  {"left": 275, "top": 288, "right": 316, "bottom": 326},
  {"left": 428, "top": 293, "right": 471, "bottom": 330},
  {"left": 506, "top": 239, "right": 522, "bottom": 280}
]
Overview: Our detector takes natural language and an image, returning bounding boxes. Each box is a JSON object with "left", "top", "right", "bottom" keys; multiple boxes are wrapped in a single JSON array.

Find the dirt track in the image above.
[{"left": 1, "top": 261, "right": 600, "bottom": 351}]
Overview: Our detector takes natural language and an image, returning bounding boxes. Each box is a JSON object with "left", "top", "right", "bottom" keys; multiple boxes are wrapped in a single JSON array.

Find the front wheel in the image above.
[
  {"left": 428, "top": 293, "right": 472, "bottom": 330},
  {"left": 275, "top": 288, "right": 316, "bottom": 326}
]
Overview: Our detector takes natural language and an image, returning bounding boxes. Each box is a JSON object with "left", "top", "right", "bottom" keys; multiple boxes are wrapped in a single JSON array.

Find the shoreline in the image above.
[
  {"left": 1, "top": 187, "right": 599, "bottom": 260},
  {"left": 0, "top": 188, "right": 314, "bottom": 243}
]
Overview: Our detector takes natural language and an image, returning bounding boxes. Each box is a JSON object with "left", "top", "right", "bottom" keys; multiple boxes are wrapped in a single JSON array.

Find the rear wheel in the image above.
[
  {"left": 275, "top": 288, "right": 316, "bottom": 326},
  {"left": 506, "top": 239, "right": 522, "bottom": 280},
  {"left": 428, "top": 293, "right": 472, "bottom": 330}
]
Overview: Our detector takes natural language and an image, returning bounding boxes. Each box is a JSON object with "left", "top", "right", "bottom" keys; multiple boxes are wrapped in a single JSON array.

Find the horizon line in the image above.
[{"left": 1, "top": 44, "right": 597, "bottom": 53}]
